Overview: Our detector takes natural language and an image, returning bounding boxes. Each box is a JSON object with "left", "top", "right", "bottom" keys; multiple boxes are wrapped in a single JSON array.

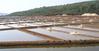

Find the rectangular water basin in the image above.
[
  {"left": 28, "top": 28, "right": 96, "bottom": 40},
  {"left": 0, "top": 30, "right": 46, "bottom": 42}
]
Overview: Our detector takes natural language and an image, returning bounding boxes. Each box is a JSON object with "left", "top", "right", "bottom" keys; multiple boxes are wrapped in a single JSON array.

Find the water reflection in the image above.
[
  {"left": 0, "top": 30, "right": 44, "bottom": 42},
  {"left": 29, "top": 28, "right": 96, "bottom": 40}
]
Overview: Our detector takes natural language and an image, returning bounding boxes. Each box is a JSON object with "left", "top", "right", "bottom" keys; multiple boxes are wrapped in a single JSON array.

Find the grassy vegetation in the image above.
[{"left": 8, "top": 1, "right": 99, "bottom": 16}]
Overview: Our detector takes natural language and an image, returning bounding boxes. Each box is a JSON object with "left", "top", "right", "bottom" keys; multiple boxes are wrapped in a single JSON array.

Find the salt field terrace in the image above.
[{"left": 0, "top": 16, "right": 99, "bottom": 48}]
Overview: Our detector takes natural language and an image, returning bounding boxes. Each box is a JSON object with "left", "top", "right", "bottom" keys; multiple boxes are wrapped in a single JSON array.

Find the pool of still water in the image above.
[
  {"left": 28, "top": 28, "right": 96, "bottom": 40},
  {"left": 0, "top": 30, "right": 45, "bottom": 42}
]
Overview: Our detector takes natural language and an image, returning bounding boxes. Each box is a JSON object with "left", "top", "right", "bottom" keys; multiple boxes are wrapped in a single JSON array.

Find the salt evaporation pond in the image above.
[{"left": 0, "top": 30, "right": 45, "bottom": 42}]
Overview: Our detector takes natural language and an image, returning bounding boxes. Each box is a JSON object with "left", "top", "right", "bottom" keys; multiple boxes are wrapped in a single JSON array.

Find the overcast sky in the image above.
[{"left": 0, "top": 0, "right": 90, "bottom": 13}]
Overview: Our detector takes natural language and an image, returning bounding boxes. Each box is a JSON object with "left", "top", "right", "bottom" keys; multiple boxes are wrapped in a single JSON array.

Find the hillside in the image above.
[{"left": 8, "top": 1, "right": 99, "bottom": 16}]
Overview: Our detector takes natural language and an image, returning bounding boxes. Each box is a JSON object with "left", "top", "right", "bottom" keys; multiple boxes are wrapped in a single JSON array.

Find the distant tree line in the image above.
[{"left": 8, "top": 1, "right": 99, "bottom": 16}]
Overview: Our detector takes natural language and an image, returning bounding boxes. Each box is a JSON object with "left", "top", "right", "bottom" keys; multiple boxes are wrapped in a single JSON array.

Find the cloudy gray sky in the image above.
[{"left": 0, "top": 0, "right": 90, "bottom": 13}]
